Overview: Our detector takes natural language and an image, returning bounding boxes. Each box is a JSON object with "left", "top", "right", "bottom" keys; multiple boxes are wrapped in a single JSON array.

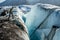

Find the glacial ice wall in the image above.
[{"left": 24, "top": 3, "right": 60, "bottom": 40}]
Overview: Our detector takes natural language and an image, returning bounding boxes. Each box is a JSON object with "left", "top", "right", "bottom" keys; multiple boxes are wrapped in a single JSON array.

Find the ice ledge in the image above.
[{"left": 35, "top": 3, "right": 60, "bottom": 10}]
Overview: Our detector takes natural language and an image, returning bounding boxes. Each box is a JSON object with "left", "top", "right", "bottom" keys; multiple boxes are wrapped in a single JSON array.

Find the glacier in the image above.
[
  {"left": 21, "top": 3, "right": 60, "bottom": 40},
  {"left": 0, "top": 1, "right": 60, "bottom": 40}
]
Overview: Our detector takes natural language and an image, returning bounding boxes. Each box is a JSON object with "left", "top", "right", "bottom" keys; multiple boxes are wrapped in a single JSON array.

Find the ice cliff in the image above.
[{"left": 23, "top": 3, "right": 60, "bottom": 40}]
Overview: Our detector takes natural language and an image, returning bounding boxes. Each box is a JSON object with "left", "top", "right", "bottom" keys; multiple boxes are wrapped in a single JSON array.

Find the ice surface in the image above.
[
  {"left": 0, "top": 3, "right": 60, "bottom": 40},
  {"left": 23, "top": 3, "right": 60, "bottom": 40}
]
